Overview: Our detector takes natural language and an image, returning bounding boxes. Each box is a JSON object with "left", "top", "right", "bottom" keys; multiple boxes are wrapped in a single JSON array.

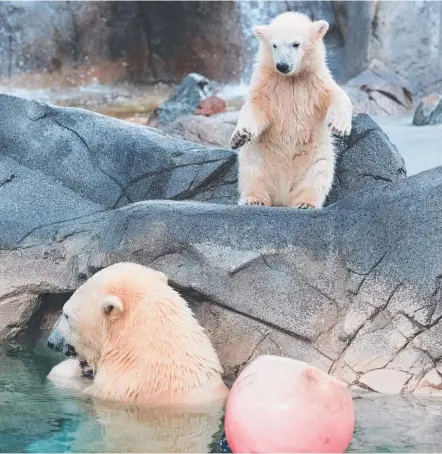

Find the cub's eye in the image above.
[
  {"left": 272, "top": 44, "right": 277, "bottom": 49},
  {"left": 292, "top": 42, "right": 300, "bottom": 48},
  {"left": 63, "top": 313, "right": 69, "bottom": 320}
]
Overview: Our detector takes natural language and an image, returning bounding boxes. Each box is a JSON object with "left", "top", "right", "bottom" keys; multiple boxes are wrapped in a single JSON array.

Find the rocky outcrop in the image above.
[
  {"left": 2, "top": 167, "right": 442, "bottom": 395},
  {"left": 160, "top": 114, "right": 235, "bottom": 149},
  {"left": 148, "top": 73, "right": 218, "bottom": 126},
  {"left": 4, "top": 94, "right": 442, "bottom": 396},
  {"left": 367, "top": 1, "right": 442, "bottom": 97},
  {"left": 344, "top": 60, "right": 413, "bottom": 117},
  {"left": 413, "top": 94, "right": 442, "bottom": 126}
]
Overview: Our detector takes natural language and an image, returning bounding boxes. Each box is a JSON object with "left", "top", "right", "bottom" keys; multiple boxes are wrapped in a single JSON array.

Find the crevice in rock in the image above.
[
  {"left": 25, "top": 291, "right": 73, "bottom": 337},
  {"left": 0, "top": 174, "right": 15, "bottom": 187},
  {"left": 171, "top": 155, "right": 236, "bottom": 201},
  {"left": 124, "top": 157, "right": 234, "bottom": 193},
  {"left": 170, "top": 281, "right": 314, "bottom": 346},
  {"left": 368, "top": 93, "right": 390, "bottom": 116},
  {"left": 13, "top": 208, "right": 111, "bottom": 249},
  {"left": 50, "top": 117, "right": 131, "bottom": 206},
  {"left": 360, "top": 173, "right": 393, "bottom": 183}
]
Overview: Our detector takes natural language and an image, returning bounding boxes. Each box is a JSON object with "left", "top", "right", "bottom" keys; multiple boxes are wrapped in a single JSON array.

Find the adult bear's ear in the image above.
[
  {"left": 156, "top": 270, "right": 168, "bottom": 284},
  {"left": 101, "top": 295, "right": 123, "bottom": 319}
]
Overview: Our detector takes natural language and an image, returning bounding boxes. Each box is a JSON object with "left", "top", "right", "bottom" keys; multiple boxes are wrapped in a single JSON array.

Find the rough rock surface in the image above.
[
  {"left": 0, "top": 94, "right": 405, "bottom": 215},
  {"left": 2, "top": 1, "right": 442, "bottom": 97},
  {"left": 343, "top": 60, "right": 413, "bottom": 117},
  {"left": 0, "top": 2, "right": 151, "bottom": 85},
  {"left": 160, "top": 115, "right": 234, "bottom": 149},
  {"left": 413, "top": 94, "right": 442, "bottom": 126},
  {"left": 367, "top": 1, "right": 442, "bottom": 97},
  {"left": 0, "top": 93, "right": 237, "bottom": 220},
  {"left": 3, "top": 94, "right": 441, "bottom": 396}
]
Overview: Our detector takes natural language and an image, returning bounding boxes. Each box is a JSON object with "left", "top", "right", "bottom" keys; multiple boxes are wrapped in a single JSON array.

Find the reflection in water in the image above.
[{"left": 1, "top": 337, "right": 442, "bottom": 453}]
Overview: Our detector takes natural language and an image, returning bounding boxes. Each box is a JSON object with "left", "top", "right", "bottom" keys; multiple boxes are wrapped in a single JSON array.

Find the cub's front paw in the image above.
[
  {"left": 230, "top": 127, "right": 253, "bottom": 149},
  {"left": 326, "top": 106, "right": 352, "bottom": 137}
]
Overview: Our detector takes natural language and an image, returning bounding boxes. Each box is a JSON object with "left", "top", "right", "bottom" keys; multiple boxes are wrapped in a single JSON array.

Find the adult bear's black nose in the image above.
[
  {"left": 276, "top": 62, "right": 290, "bottom": 74},
  {"left": 47, "top": 340, "right": 54, "bottom": 349},
  {"left": 65, "top": 344, "right": 76, "bottom": 357}
]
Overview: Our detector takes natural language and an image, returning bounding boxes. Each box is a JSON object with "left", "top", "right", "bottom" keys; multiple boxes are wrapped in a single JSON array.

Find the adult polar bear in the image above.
[
  {"left": 46, "top": 262, "right": 228, "bottom": 452},
  {"left": 47, "top": 262, "right": 228, "bottom": 406},
  {"left": 231, "top": 12, "right": 353, "bottom": 208}
]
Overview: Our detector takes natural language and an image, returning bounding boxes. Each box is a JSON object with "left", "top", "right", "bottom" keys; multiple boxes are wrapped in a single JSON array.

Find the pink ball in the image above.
[{"left": 225, "top": 355, "right": 354, "bottom": 453}]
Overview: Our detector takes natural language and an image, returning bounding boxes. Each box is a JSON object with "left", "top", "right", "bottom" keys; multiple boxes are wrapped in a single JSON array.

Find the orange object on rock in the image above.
[
  {"left": 195, "top": 96, "right": 226, "bottom": 116},
  {"left": 225, "top": 355, "right": 354, "bottom": 453}
]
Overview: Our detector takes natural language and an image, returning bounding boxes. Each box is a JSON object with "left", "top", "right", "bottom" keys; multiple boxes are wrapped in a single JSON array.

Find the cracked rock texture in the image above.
[{"left": 1, "top": 94, "right": 440, "bottom": 395}]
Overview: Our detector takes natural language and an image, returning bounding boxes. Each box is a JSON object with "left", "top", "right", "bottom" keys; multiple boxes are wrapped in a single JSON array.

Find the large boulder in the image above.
[
  {"left": 343, "top": 60, "right": 413, "bottom": 117},
  {"left": 366, "top": 1, "right": 442, "bottom": 96},
  {"left": 0, "top": 94, "right": 405, "bottom": 221},
  {"left": 4, "top": 93, "right": 440, "bottom": 396},
  {"left": 1, "top": 167, "right": 442, "bottom": 395}
]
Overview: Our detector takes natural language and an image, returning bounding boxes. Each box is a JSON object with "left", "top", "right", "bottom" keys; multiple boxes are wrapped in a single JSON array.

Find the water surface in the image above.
[{"left": 1, "top": 338, "right": 442, "bottom": 453}]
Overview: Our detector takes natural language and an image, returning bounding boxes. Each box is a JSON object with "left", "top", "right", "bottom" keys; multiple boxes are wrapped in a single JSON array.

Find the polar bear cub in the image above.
[{"left": 230, "top": 12, "right": 353, "bottom": 208}]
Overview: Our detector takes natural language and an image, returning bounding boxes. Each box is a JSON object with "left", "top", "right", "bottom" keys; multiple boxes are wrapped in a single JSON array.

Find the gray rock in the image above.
[
  {"left": 413, "top": 94, "right": 442, "bottom": 126},
  {"left": 327, "top": 113, "right": 406, "bottom": 205},
  {"left": 4, "top": 163, "right": 440, "bottom": 396},
  {"left": 0, "top": 2, "right": 151, "bottom": 84},
  {"left": 367, "top": 1, "right": 442, "bottom": 96},
  {"left": 160, "top": 114, "right": 235, "bottom": 148},
  {"left": 0, "top": 93, "right": 237, "bottom": 216},
  {"left": 149, "top": 73, "right": 215, "bottom": 126},
  {"left": 0, "top": 95, "right": 406, "bottom": 216},
  {"left": 1, "top": 94, "right": 440, "bottom": 395},
  {"left": 343, "top": 60, "right": 413, "bottom": 117}
]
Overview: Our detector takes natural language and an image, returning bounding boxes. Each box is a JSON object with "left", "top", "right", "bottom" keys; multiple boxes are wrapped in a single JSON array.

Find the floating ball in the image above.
[{"left": 225, "top": 355, "right": 354, "bottom": 453}]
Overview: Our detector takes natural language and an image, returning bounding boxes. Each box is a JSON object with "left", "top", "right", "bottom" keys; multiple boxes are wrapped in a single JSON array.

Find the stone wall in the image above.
[{"left": 0, "top": 1, "right": 441, "bottom": 95}]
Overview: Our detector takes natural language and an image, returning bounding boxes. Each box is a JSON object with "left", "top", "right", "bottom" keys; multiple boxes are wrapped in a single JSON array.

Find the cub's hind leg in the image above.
[
  {"left": 238, "top": 144, "right": 272, "bottom": 207},
  {"left": 289, "top": 140, "right": 335, "bottom": 209}
]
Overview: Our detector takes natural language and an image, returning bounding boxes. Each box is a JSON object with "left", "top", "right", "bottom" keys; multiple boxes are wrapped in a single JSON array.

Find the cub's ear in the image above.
[
  {"left": 253, "top": 25, "right": 268, "bottom": 37},
  {"left": 314, "top": 20, "right": 329, "bottom": 39},
  {"left": 100, "top": 295, "right": 123, "bottom": 319}
]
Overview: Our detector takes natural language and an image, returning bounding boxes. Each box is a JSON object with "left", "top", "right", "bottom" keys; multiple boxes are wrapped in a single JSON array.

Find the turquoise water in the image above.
[{"left": 1, "top": 337, "right": 442, "bottom": 453}]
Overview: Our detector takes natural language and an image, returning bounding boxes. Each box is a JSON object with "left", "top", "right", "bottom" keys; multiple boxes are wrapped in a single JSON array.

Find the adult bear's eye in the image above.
[
  {"left": 273, "top": 44, "right": 277, "bottom": 49},
  {"left": 63, "top": 313, "right": 69, "bottom": 320},
  {"left": 292, "top": 42, "right": 300, "bottom": 48}
]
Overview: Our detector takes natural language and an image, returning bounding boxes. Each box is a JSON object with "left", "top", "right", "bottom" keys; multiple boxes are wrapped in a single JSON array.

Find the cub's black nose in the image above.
[
  {"left": 47, "top": 340, "right": 54, "bottom": 349},
  {"left": 276, "top": 62, "right": 290, "bottom": 74}
]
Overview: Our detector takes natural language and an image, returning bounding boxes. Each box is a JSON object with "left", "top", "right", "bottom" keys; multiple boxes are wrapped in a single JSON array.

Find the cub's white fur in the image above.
[{"left": 230, "top": 12, "right": 353, "bottom": 208}]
